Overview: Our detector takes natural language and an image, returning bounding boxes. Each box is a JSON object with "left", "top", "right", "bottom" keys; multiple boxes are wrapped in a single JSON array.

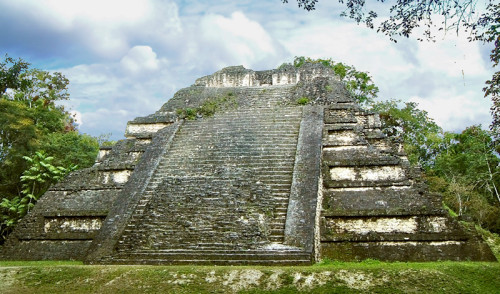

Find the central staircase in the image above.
[{"left": 107, "top": 86, "right": 312, "bottom": 264}]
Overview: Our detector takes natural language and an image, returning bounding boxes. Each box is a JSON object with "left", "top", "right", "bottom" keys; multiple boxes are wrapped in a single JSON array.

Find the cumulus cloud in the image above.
[
  {"left": 409, "top": 93, "right": 491, "bottom": 132},
  {"left": 0, "top": 0, "right": 181, "bottom": 60},
  {"left": 58, "top": 46, "right": 176, "bottom": 138},
  {"left": 53, "top": 10, "right": 290, "bottom": 138},
  {"left": 120, "top": 46, "right": 164, "bottom": 75},
  {"left": 177, "top": 11, "right": 287, "bottom": 72},
  {"left": 1, "top": 0, "right": 494, "bottom": 139}
]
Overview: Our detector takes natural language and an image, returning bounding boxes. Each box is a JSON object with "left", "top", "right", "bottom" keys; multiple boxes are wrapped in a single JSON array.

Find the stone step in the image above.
[
  {"left": 106, "top": 258, "right": 312, "bottom": 266},
  {"left": 116, "top": 250, "right": 310, "bottom": 261},
  {"left": 116, "top": 98, "right": 302, "bottom": 256},
  {"left": 179, "top": 128, "right": 299, "bottom": 134},
  {"left": 161, "top": 154, "right": 298, "bottom": 160},
  {"left": 166, "top": 138, "right": 299, "bottom": 145}
]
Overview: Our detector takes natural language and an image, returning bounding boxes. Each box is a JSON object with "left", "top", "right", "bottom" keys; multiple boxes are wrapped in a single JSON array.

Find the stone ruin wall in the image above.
[
  {"left": 193, "top": 64, "right": 340, "bottom": 88},
  {"left": 1, "top": 63, "right": 496, "bottom": 263}
]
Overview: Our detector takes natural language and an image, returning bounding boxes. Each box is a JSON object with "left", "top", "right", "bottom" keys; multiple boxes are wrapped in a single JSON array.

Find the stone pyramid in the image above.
[{"left": 1, "top": 63, "right": 496, "bottom": 264}]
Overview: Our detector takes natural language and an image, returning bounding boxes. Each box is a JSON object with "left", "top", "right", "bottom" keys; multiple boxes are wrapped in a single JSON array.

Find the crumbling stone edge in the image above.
[
  {"left": 85, "top": 121, "right": 183, "bottom": 264},
  {"left": 284, "top": 105, "right": 324, "bottom": 257}
]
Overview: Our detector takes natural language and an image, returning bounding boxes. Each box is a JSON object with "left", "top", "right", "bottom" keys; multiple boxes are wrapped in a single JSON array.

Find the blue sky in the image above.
[{"left": 0, "top": 0, "right": 495, "bottom": 139}]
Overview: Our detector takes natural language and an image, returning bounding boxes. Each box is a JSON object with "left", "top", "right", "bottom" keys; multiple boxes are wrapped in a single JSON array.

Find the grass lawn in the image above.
[
  {"left": 1, "top": 224, "right": 498, "bottom": 293},
  {"left": 1, "top": 260, "right": 499, "bottom": 294}
]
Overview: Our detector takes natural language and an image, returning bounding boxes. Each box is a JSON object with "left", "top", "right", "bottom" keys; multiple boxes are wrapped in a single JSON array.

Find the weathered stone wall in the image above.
[
  {"left": 194, "top": 63, "right": 340, "bottom": 88},
  {"left": 88, "top": 89, "right": 307, "bottom": 264},
  {"left": 125, "top": 112, "right": 177, "bottom": 139},
  {"left": 318, "top": 103, "right": 497, "bottom": 261},
  {"left": 0, "top": 136, "right": 158, "bottom": 260},
  {"left": 1, "top": 63, "right": 496, "bottom": 263}
]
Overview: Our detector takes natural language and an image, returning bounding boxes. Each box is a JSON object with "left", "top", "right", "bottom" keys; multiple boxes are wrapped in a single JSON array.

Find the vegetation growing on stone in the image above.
[
  {"left": 1, "top": 56, "right": 498, "bottom": 265},
  {"left": 286, "top": 0, "right": 500, "bottom": 163},
  {"left": 176, "top": 92, "right": 237, "bottom": 120},
  {"left": 176, "top": 107, "right": 197, "bottom": 120},
  {"left": 296, "top": 97, "right": 310, "bottom": 105},
  {"left": 288, "top": 56, "right": 379, "bottom": 106}
]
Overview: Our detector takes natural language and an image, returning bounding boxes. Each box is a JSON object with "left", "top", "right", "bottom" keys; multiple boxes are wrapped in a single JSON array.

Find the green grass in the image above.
[
  {"left": 0, "top": 260, "right": 82, "bottom": 267},
  {"left": 296, "top": 97, "right": 310, "bottom": 105},
  {"left": 0, "top": 261, "right": 499, "bottom": 293}
]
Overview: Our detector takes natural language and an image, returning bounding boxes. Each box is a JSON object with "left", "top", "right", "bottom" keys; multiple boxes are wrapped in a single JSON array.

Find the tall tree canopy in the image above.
[
  {"left": 372, "top": 99, "right": 500, "bottom": 233},
  {"left": 0, "top": 55, "right": 98, "bottom": 200},
  {"left": 0, "top": 55, "right": 99, "bottom": 242},
  {"left": 283, "top": 0, "right": 500, "bottom": 139}
]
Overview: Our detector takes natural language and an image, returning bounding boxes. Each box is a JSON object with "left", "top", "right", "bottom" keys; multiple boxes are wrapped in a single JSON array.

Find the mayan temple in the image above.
[{"left": 1, "top": 63, "right": 496, "bottom": 264}]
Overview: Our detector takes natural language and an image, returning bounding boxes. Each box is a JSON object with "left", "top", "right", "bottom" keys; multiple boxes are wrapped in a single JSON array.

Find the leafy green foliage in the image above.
[
  {"left": 0, "top": 54, "right": 30, "bottom": 94},
  {"left": 291, "top": 56, "right": 379, "bottom": 106},
  {"left": 283, "top": 1, "right": 500, "bottom": 147},
  {"left": 370, "top": 100, "right": 443, "bottom": 168},
  {"left": 472, "top": 3, "right": 500, "bottom": 141},
  {"left": 0, "top": 55, "right": 99, "bottom": 242},
  {"left": 372, "top": 99, "right": 500, "bottom": 233},
  {"left": 176, "top": 107, "right": 197, "bottom": 120},
  {"left": 39, "top": 132, "right": 99, "bottom": 168},
  {"left": 1, "top": 152, "right": 76, "bottom": 240},
  {"left": 430, "top": 126, "right": 500, "bottom": 231},
  {"left": 283, "top": 1, "right": 487, "bottom": 41}
]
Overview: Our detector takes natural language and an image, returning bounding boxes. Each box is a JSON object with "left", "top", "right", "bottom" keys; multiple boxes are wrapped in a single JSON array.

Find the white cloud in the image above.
[
  {"left": 50, "top": 9, "right": 291, "bottom": 139},
  {"left": 409, "top": 92, "right": 491, "bottom": 131},
  {"left": 1, "top": 0, "right": 494, "bottom": 139},
  {"left": 273, "top": 15, "right": 493, "bottom": 134},
  {"left": 57, "top": 46, "right": 177, "bottom": 138},
  {"left": 120, "top": 46, "right": 165, "bottom": 74},
  {"left": 70, "top": 110, "right": 83, "bottom": 127},
  {"left": 191, "top": 11, "right": 286, "bottom": 70},
  {"left": 203, "top": 12, "right": 275, "bottom": 55},
  {"left": 416, "top": 36, "right": 488, "bottom": 78},
  {"left": 0, "top": 0, "right": 181, "bottom": 59}
]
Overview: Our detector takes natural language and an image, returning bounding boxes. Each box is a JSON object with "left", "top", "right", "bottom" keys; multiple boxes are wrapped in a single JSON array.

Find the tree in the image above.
[
  {"left": 370, "top": 100, "right": 443, "bottom": 168},
  {"left": 39, "top": 132, "right": 99, "bottom": 168},
  {"left": 282, "top": 1, "right": 500, "bottom": 139},
  {"left": 283, "top": 1, "right": 490, "bottom": 39},
  {"left": 288, "top": 56, "right": 379, "bottom": 106},
  {"left": 474, "top": 3, "right": 500, "bottom": 140},
  {"left": 0, "top": 55, "right": 99, "bottom": 242},
  {"left": 434, "top": 126, "right": 500, "bottom": 205},
  {"left": 0, "top": 55, "right": 29, "bottom": 94},
  {"left": 0, "top": 55, "right": 98, "bottom": 201},
  {"left": 371, "top": 99, "right": 500, "bottom": 232},
  {"left": 429, "top": 126, "right": 500, "bottom": 232}
]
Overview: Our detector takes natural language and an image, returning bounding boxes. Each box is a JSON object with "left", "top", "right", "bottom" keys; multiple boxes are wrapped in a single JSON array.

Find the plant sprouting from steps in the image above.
[
  {"left": 296, "top": 97, "right": 310, "bottom": 105},
  {"left": 176, "top": 92, "right": 238, "bottom": 120},
  {"left": 1, "top": 151, "right": 76, "bottom": 240},
  {"left": 176, "top": 108, "right": 197, "bottom": 120}
]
